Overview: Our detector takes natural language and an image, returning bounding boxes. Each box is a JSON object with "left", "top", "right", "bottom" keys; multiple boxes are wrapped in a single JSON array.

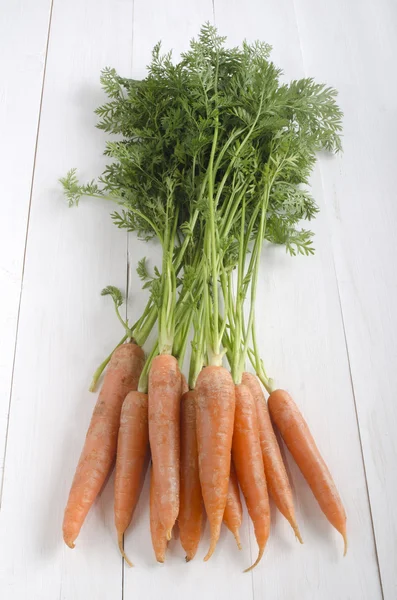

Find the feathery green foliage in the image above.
[{"left": 61, "top": 23, "right": 342, "bottom": 384}]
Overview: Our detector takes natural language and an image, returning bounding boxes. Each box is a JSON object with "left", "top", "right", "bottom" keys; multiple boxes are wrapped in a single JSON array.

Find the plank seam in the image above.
[
  {"left": 123, "top": 2, "right": 135, "bottom": 595},
  {"left": 126, "top": 0, "right": 135, "bottom": 331},
  {"left": 122, "top": 551, "right": 125, "bottom": 600},
  {"left": 318, "top": 170, "right": 385, "bottom": 600},
  {"left": 334, "top": 255, "right": 385, "bottom": 600},
  {"left": 0, "top": 0, "right": 55, "bottom": 508}
]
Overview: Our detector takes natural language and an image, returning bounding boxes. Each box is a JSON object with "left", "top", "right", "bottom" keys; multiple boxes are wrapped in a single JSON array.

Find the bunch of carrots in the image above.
[{"left": 61, "top": 24, "right": 346, "bottom": 571}]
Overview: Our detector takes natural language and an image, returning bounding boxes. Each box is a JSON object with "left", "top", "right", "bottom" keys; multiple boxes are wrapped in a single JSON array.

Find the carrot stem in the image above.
[
  {"left": 137, "top": 342, "right": 158, "bottom": 394},
  {"left": 88, "top": 333, "right": 128, "bottom": 392}
]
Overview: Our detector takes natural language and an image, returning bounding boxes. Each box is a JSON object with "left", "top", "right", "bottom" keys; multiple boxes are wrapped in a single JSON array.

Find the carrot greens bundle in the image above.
[{"left": 61, "top": 23, "right": 346, "bottom": 568}]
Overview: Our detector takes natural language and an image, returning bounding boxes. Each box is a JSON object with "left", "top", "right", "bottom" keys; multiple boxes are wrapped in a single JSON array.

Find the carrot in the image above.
[
  {"left": 233, "top": 383, "right": 270, "bottom": 572},
  {"left": 150, "top": 466, "right": 168, "bottom": 563},
  {"left": 114, "top": 390, "right": 149, "bottom": 566},
  {"left": 148, "top": 354, "right": 181, "bottom": 539},
  {"left": 179, "top": 390, "right": 204, "bottom": 561},
  {"left": 63, "top": 342, "right": 144, "bottom": 548},
  {"left": 242, "top": 372, "right": 302, "bottom": 543},
  {"left": 223, "top": 461, "right": 242, "bottom": 550},
  {"left": 195, "top": 365, "right": 235, "bottom": 561},
  {"left": 268, "top": 389, "right": 347, "bottom": 554},
  {"left": 181, "top": 373, "right": 189, "bottom": 395}
]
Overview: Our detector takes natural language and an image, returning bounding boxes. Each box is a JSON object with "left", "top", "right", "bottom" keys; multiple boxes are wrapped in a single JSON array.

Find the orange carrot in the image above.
[
  {"left": 268, "top": 389, "right": 347, "bottom": 554},
  {"left": 150, "top": 466, "right": 168, "bottom": 563},
  {"left": 114, "top": 390, "right": 149, "bottom": 566},
  {"left": 179, "top": 390, "right": 204, "bottom": 561},
  {"left": 233, "top": 383, "right": 270, "bottom": 572},
  {"left": 195, "top": 366, "right": 235, "bottom": 561},
  {"left": 63, "top": 343, "right": 144, "bottom": 548},
  {"left": 181, "top": 373, "right": 189, "bottom": 395},
  {"left": 242, "top": 372, "right": 302, "bottom": 543},
  {"left": 148, "top": 354, "right": 181, "bottom": 539},
  {"left": 223, "top": 461, "right": 242, "bottom": 550}
]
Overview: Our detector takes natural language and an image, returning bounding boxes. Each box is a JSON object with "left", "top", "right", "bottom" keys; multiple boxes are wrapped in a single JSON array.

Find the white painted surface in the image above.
[
  {"left": 293, "top": 2, "right": 397, "bottom": 596},
  {"left": 0, "top": 0, "right": 52, "bottom": 486},
  {"left": 0, "top": 0, "right": 134, "bottom": 598},
  {"left": 0, "top": 0, "right": 395, "bottom": 598}
]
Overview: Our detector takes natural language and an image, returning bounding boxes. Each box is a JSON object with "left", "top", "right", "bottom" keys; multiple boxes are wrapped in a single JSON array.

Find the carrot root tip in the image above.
[
  {"left": 343, "top": 533, "right": 348, "bottom": 556},
  {"left": 293, "top": 524, "right": 303, "bottom": 544},
  {"left": 118, "top": 533, "right": 134, "bottom": 567},
  {"left": 64, "top": 538, "right": 75, "bottom": 549},
  {"left": 204, "top": 541, "right": 216, "bottom": 562},
  {"left": 234, "top": 531, "right": 242, "bottom": 550},
  {"left": 243, "top": 547, "right": 264, "bottom": 573},
  {"left": 166, "top": 529, "right": 172, "bottom": 541}
]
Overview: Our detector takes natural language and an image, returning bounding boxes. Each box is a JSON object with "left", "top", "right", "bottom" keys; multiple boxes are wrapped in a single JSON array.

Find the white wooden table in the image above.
[{"left": 1, "top": 1, "right": 396, "bottom": 598}]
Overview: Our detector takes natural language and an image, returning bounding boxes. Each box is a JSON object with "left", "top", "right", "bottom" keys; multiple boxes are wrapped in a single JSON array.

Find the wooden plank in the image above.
[
  {"left": 0, "top": 0, "right": 52, "bottom": 487},
  {"left": 0, "top": 0, "right": 391, "bottom": 598},
  {"left": 293, "top": 0, "right": 397, "bottom": 596},
  {"left": 214, "top": 0, "right": 383, "bottom": 598},
  {"left": 122, "top": 3, "right": 253, "bottom": 600},
  {"left": 0, "top": 1, "right": 134, "bottom": 598}
]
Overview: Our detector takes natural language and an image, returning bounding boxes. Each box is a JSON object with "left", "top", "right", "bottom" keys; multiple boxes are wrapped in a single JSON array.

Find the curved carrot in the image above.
[
  {"left": 268, "top": 389, "right": 347, "bottom": 554},
  {"left": 242, "top": 373, "right": 302, "bottom": 543},
  {"left": 195, "top": 366, "right": 235, "bottom": 561},
  {"left": 233, "top": 384, "right": 270, "bottom": 572},
  {"left": 223, "top": 461, "right": 242, "bottom": 550},
  {"left": 114, "top": 390, "right": 149, "bottom": 566},
  {"left": 150, "top": 466, "right": 168, "bottom": 563},
  {"left": 63, "top": 343, "right": 145, "bottom": 548},
  {"left": 179, "top": 390, "right": 204, "bottom": 561},
  {"left": 148, "top": 354, "right": 181, "bottom": 539}
]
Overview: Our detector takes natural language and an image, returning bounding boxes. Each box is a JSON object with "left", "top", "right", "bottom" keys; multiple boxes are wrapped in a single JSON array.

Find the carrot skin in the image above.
[
  {"left": 148, "top": 354, "right": 181, "bottom": 539},
  {"left": 268, "top": 389, "right": 347, "bottom": 554},
  {"left": 195, "top": 366, "right": 235, "bottom": 561},
  {"left": 150, "top": 466, "right": 168, "bottom": 563},
  {"left": 63, "top": 343, "right": 144, "bottom": 548},
  {"left": 242, "top": 373, "right": 302, "bottom": 543},
  {"left": 223, "top": 461, "right": 243, "bottom": 550},
  {"left": 179, "top": 390, "right": 204, "bottom": 561},
  {"left": 232, "top": 384, "right": 270, "bottom": 572},
  {"left": 114, "top": 390, "right": 149, "bottom": 565}
]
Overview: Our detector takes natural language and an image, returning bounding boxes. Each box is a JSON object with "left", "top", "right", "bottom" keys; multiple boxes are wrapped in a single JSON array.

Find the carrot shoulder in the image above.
[
  {"left": 195, "top": 365, "right": 235, "bottom": 561},
  {"left": 268, "top": 389, "right": 347, "bottom": 554},
  {"left": 114, "top": 390, "right": 149, "bottom": 566},
  {"left": 223, "top": 460, "right": 243, "bottom": 550},
  {"left": 148, "top": 354, "right": 181, "bottom": 540},
  {"left": 233, "top": 383, "right": 270, "bottom": 572},
  {"left": 179, "top": 390, "right": 204, "bottom": 561},
  {"left": 242, "top": 372, "right": 302, "bottom": 543},
  {"left": 63, "top": 343, "right": 144, "bottom": 548}
]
